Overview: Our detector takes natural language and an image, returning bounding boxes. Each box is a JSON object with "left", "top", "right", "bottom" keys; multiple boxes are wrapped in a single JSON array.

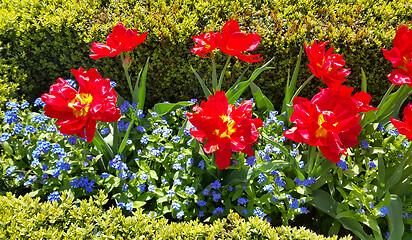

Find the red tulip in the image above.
[
  {"left": 187, "top": 91, "right": 262, "bottom": 169},
  {"left": 191, "top": 31, "right": 219, "bottom": 58},
  {"left": 391, "top": 104, "right": 412, "bottom": 140},
  {"left": 382, "top": 25, "right": 412, "bottom": 86},
  {"left": 304, "top": 40, "right": 351, "bottom": 87},
  {"left": 41, "top": 68, "right": 121, "bottom": 142},
  {"left": 215, "top": 20, "right": 263, "bottom": 63},
  {"left": 90, "top": 23, "right": 147, "bottom": 60},
  {"left": 284, "top": 85, "right": 376, "bottom": 163}
]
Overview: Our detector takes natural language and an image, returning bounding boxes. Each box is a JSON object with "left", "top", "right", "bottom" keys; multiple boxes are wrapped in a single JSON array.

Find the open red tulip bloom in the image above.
[
  {"left": 41, "top": 68, "right": 121, "bottom": 142},
  {"left": 187, "top": 91, "right": 263, "bottom": 169},
  {"left": 391, "top": 104, "right": 412, "bottom": 140},
  {"left": 215, "top": 20, "right": 263, "bottom": 62},
  {"left": 284, "top": 85, "right": 377, "bottom": 163},
  {"left": 191, "top": 31, "right": 218, "bottom": 58},
  {"left": 90, "top": 23, "right": 148, "bottom": 60},
  {"left": 191, "top": 20, "right": 263, "bottom": 62},
  {"left": 382, "top": 25, "right": 412, "bottom": 86},
  {"left": 305, "top": 40, "right": 351, "bottom": 87}
]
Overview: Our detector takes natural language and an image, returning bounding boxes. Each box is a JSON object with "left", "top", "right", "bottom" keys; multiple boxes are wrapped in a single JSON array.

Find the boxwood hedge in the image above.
[
  {"left": 0, "top": 190, "right": 353, "bottom": 239},
  {"left": 0, "top": 0, "right": 411, "bottom": 108}
]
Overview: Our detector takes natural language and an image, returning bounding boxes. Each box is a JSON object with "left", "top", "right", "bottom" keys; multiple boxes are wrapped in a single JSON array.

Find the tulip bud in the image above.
[{"left": 122, "top": 56, "right": 131, "bottom": 68}]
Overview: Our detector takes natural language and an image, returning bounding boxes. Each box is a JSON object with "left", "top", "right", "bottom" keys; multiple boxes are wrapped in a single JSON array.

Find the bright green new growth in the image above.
[{"left": 0, "top": 190, "right": 352, "bottom": 239}]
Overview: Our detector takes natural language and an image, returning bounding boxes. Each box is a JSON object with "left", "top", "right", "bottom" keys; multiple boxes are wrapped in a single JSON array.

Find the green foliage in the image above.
[
  {"left": 0, "top": 53, "right": 20, "bottom": 115},
  {"left": 0, "top": 73, "right": 19, "bottom": 112},
  {"left": 0, "top": 190, "right": 352, "bottom": 239},
  {"left": 0, "top": 0, "right": 102, "bottom": 102},
  {"left": 0, "top": 0, "right": 411, "bottom": 107},
  {"left": 299, "top": 120, "right": 412, "bottom": 239}
]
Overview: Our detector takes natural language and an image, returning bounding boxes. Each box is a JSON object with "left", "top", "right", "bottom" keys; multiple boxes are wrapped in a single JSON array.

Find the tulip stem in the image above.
[
  {"left": 97, "top": 155, "right": 107, "bottom": 173},
  {"left": 308, "top": 146, "right": 321, "bottom": 176},
  {"left": 211, "top": 58, "right": 218, "bottom": 92},
  {"left": 376, "top": 83, "right": 396, "bottom": 110},
  {"left": 376, "top": 84, "right": 411, "bottom": 124},
  {"left": 91, "top": 130, "right": 112, "bottom": 172},
  {"left": 118, "top": 109, "right": 138, "bottom": 155},
  {"left": 124, "top": 67, "right": 134, "bottom": 96},
  {"left": 281, "top": 215, "right": 289, "bottom": 226},
  {"left": 217, "top": 56, "right": 232, "bottom": 91},
  {"left": 112, "top": 121, "right": 119, "bottom": 155},
  {"left": 121, "top": 52, "right": 134, "bottom": 95},
  {"left": 288, "top": 74, "right": 315, "bottom": 105}
]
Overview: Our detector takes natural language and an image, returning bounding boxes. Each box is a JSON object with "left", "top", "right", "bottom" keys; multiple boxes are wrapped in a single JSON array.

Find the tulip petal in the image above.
[
  {"left": 214, "top": 145, "right": 232, "bottom": 169},
  {"left": 85, "top": 118, "right": 97, "bottom": 143},
  {"left": 187, "top": 91, "right": 262, "bottom": 169},
  {"left": 391, "top": 104, "right": 412, "bottom": 141},
  {"left": 284, "top": 85, "right": 370, "bottom": 163},
  {"left": 215, "top": 19, "right": 262, "bottom": 62},
  {"left": 41, "top": 68, "right": 121, "bottom": 142},
  {"left": 90, "top": 23, "right": 147, "bottom": 59},
  {"left": 305, "top": 40, "right": 350, "bottom": 86}
]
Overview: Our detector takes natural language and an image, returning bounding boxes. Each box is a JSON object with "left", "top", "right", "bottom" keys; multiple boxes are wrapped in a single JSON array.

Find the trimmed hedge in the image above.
[
  {"left": 0, "top": 0, "right": 411, "bottom": 108},
  {"left": 0, "top": 191, "right": 352, "bottom": 239}
]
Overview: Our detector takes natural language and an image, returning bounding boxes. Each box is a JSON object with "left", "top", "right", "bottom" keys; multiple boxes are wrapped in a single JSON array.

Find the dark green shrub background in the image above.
[{"left": 0, "top": 0, "right": 411, "bottom": 108}]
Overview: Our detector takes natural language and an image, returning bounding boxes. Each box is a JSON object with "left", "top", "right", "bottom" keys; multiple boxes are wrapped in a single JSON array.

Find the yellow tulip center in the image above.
[
  {"left": 68, "top": 93, "right": 93, "bottom": 117},
  {"left": 327, "top": 65, "right": 333, "bottom": 72},
  {"left": 315, "top": 113, "right": 338, "bottom": 138},
  {"left": 403, "top": 56, "right": 411, "bottom": 72},
  {"left": 215, "top": 115, "right": 237, "bottom": 138},
  {"left": 316, "top": 59, "right": 333, "bottom": 73}
]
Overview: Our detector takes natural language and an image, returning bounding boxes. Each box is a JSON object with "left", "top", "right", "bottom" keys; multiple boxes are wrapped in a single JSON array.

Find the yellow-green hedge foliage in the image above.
[
  {"left": 0, "top": 191, "right": 353, "bottom": 239},
  {"left": 0, "top": 0, "right": 411, "bottom": 108}
]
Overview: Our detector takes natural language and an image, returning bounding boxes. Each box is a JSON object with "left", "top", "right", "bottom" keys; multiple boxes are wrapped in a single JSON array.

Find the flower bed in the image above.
[{"left": 1, "top": 19, "right": 412, "bottom": 239}]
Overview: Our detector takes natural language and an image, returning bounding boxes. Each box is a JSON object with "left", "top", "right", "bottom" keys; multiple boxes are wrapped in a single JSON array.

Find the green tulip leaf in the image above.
[
  {"left": 388, "top": 196, "right": 404, "bottom": 240},
  {"left": 250, "top": 81, "right": 274, "bottom": 112},
  {"left": 153, "top": 101, "right": 195, "bottom": 116},
  {"left": 226, "top": 58, "right": 274, "bottom": 104}
]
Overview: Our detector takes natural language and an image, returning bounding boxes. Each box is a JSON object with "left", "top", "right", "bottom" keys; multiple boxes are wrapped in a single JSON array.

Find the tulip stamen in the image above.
[{"left": 68, "top": 93, "right": 93, "bottom": 117}]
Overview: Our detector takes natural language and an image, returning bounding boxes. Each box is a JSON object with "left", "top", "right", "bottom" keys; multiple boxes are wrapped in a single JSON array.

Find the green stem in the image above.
[
  {"left": 121, "top": 52, "right": 134, "bottom": 95},
  {"left": 118, "top": 108, "right": 138, "bottom": 155},
  {"left": 289, "top": 144, "right": 305, "bottom": 180},
  {"left": 211, "top": 57, "right": 218, "bottom": 92},
  {"left": 124, "top": 67, "right": 134, "bottom": 96},
  {"left": 91, "top": 130, "right": 113, "bottom": 169},
  {"left": 260, "top": 132, "right": 289, "bottom": 156},
  {"left": 307, "top": 146, "right": 316, "bottom": 173},
  {"left": 377, "top": 84, "right": 395, "bottom": 110},
  {"left": 97, "top": 154, "right": 107, "bottom": 173},
  {"left": 377, "top": 84, "right": 411, "bottom": 123},
  {"left": 112, "top": 121, "right": 119, "bottom": 155},
  {"left": 288, "top": 74, "right": 315, "bottom": 105},
  {"left": 281, "top": 214, "right": 289, "bottom": 226},
  {"left": 217, "top": 55, "right": 232, "bottom": 91},
  {"left": 308, "top": 147, "right": 321, "bottom": 177},
  {"left": 216, "top": 166, "right": 222, "bottom": 180}
]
